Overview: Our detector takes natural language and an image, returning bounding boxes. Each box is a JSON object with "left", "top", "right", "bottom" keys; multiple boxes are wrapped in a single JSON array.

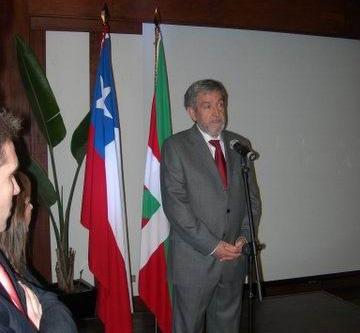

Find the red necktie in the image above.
[
  {"left": 209, "top": 140, "right": 228, "bottom": 188},
  {"left": 0, "top": 263, "right": 24, "bottom": 313}
]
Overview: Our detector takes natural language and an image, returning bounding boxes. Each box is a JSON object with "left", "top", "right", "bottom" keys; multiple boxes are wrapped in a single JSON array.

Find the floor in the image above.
[
  {"left": 239, "top": 291, "right": 360, "bottom": 333},
  {"left": 77, "top": 284, "right": 360, "bottom": 333}
]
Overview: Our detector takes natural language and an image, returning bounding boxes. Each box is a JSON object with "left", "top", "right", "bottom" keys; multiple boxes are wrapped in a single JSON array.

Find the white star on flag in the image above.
[{"left": 96, "top": 75, "right": 112, "bottom": 118}]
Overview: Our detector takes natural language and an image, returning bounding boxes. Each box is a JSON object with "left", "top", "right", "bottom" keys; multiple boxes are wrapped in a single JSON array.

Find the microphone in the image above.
[{"left": 230, "top": 139, "right": 258, "bottom": 161}]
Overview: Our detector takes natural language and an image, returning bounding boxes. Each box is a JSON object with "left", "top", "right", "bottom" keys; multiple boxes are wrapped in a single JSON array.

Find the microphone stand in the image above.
[{"left": 239, "top": 153, "right": 263, "bottom": 333}]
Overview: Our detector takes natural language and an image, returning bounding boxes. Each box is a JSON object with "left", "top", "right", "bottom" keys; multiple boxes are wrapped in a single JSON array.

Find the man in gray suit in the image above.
[{"left": 160, "top": 79, "right": 261, "bottom": 333}]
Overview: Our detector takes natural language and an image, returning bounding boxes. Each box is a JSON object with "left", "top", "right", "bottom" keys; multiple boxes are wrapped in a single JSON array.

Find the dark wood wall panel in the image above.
[
  {"left": 28, "top": 0, "right": 360, "bottom": 38},
  {"left": 1, "top": 0, "right": 51, "bottom": 282},
  {"left": 28, "top": 30, "right": 52, "bottom": 282},
  {"left": 346, "top": 1, "right": 360, "bottom": 36},
  {"left": 0, "top": 0, "right": 29, "bottom": 111}
]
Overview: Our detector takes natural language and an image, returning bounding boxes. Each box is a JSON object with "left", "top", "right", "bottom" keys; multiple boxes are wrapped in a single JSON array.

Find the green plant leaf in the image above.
[
  {"left": 71, "top": 111, "right": 90, "bottom": 165},
  {"left": 15, "top": 35, "right": 66, "bottom": 148},
  {"left": 28, "top": 157, "right": 57, "bottom": 207}
]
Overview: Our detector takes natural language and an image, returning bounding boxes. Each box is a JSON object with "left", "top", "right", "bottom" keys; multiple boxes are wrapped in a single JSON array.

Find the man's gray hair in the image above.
[
  {"left": 184, "top": 79, "right": 228, "bottom": 110},
  {"left": 0, "top": 108, "right": 22, "bottom": 165}
]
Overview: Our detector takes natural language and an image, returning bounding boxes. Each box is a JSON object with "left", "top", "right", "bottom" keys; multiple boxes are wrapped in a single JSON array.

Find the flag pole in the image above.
[
  {"left": 154, "top": 7, "right": 161, "bottom": 88},
  {"left": 153, "top": 10, "right": 161, "bottom": 333},
  {"left": 154, "top": 7, "right": 160, "bottom": 333}
]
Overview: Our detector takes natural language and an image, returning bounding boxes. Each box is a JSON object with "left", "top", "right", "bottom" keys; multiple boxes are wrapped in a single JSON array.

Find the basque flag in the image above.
[
  {"left": 139, "top": 27, "right": 172, "bottom": 333},
  {"left": 81, "top": 32, "right": 133, "bottom": 333}
]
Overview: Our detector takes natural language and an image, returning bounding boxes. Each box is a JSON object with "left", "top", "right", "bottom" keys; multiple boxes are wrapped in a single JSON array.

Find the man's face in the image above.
[
  {"left": 187, "top": 90, "right": 226, "bottom": 138},
  {"left": 0, "top": 140, "right": 20, "bottom": 232}
]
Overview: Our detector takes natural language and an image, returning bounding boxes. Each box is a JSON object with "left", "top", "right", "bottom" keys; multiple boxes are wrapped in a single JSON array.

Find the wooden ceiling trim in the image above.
[
  {"left": 27, "top": 0, "right": 360, "bottom": 39},
  {"left": 31, "top": 16, "right": 142, "bottom": 34}
]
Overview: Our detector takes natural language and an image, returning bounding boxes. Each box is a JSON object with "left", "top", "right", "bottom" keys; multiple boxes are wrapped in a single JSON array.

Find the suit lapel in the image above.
[{"left": 0, "top": 252, "right": 27, "bottom": 312}]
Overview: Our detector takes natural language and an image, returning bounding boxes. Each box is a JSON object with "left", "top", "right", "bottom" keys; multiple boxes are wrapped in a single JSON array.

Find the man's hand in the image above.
[
  {"left": 213, "top": 240, "right": 242, "bottom": 261},
  {"left": 235, "top": 236, "right": 247, "bottom": 253},
  {"left": 18, "top": 281, "right": 42, "bottom": 330}
]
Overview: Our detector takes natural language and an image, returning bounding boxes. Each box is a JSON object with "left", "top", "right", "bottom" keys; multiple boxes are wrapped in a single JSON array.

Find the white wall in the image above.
[
  {"left": 46, "top": 32, "right": 91, "bottom": 283},
  {"left": 46, "top": 24, "right": 360, "bottom": 294}
]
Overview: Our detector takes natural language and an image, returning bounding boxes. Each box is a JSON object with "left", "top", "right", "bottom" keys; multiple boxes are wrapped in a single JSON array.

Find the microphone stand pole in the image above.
[{"left": 239, "top": 154, "right": 263, "bottom": 333}]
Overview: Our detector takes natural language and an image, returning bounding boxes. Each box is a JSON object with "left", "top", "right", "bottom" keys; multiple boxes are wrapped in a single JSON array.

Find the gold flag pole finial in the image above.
[
  {"left": 101, "top": 3, "right": 110, "bottom": 26},
  {"left": 154, "top": 7, "right": 161, "bottom": 41},
  {"left": 153, "top": 7, "right": 161, "bottom": 87},
  {"left": 154, "top": 7, "right": 161, "bottom": 30}
]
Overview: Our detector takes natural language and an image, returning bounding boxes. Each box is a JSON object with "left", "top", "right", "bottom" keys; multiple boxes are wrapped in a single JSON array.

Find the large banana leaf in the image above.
[
  {"left": 15, "top": 35, "right": 66, "bottom": 148},
  {"left": 71, "top": 111, "right": 90, "bottom": 165},
  {"left": 15, "top": 35, "right": 89, "bottom": 294},
  {"left": 28, "top": 158, "right": 57, "bottom": 207}
]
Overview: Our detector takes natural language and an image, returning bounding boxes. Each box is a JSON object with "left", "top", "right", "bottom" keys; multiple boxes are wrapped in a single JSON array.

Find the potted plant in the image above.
[{"left": 15, "top": 35, "right": 90, "bottom": 293}]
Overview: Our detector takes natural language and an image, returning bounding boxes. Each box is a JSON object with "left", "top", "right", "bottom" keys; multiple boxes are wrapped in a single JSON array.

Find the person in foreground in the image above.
[
  {"left": 0, "top": 108, "right": 78, "bottom": 332},
  {"left": 160, "top": 79, "right": 261, "bottom": 333},
  {"left": 0, "top": 171, "right": 38, "bottom": 284}
]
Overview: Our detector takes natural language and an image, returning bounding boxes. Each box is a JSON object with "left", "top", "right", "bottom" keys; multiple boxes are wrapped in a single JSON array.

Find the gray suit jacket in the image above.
[{"left": 160, "top": 125, "right": 261, "bottom": 286}]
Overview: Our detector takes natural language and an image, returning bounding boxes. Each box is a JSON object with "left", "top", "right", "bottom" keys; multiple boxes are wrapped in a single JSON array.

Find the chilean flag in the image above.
[{"left": 81, "top": 32, "right": 133, "bottom": 333}]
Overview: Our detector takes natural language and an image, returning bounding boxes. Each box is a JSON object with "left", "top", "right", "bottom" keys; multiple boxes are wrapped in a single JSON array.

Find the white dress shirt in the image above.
[{"left": 196, "top": 125, "right": 226, "bottom": 160}]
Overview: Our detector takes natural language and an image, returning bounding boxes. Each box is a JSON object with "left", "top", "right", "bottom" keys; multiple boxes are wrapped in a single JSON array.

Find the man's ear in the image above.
[{"left": 187, "top": 107, "right": 197, "bottom": 122}]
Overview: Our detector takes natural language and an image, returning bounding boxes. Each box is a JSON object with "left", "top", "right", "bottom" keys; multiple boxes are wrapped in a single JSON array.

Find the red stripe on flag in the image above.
[
  {"left": 139, "top": 244, "right": 172, "bottom": 333},
  {"left": 148, "top": 95, "right": 160, "bottom": 161},
  {"left": 142, "top": 217, "right": 149, "bottom": 229},
  {"left": 96, "top": 229, "right": 133, "bottom": 333}
]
